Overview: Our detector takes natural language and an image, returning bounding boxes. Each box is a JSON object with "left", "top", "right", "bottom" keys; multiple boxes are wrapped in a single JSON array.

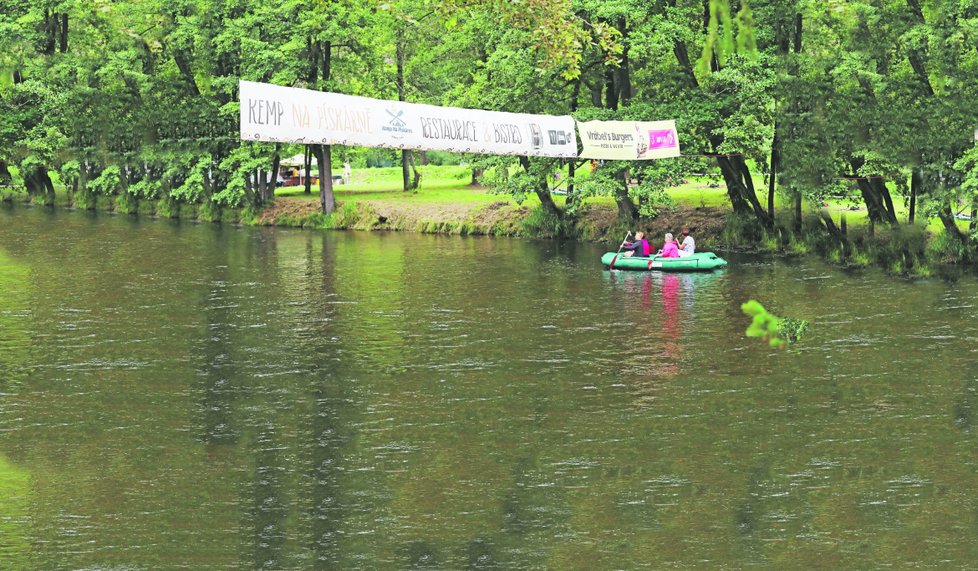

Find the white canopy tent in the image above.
[{"left": 280, "top": 153, "right": 307, "bottom": 167}]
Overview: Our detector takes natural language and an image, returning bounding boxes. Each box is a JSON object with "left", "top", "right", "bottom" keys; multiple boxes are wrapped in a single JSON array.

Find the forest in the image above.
[{"left": 1, "top": 0, "right": 977, "bottom": 255}]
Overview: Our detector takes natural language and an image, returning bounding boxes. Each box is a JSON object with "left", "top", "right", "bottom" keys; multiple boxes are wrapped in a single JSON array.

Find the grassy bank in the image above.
[{"left": 2, "top": 164, "right": 973, "bottom": 276}]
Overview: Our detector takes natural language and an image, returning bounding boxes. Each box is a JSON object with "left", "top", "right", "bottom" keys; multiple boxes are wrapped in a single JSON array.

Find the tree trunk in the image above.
[
  {"left": 396, "top": 35, "right": 411, "bottom": 192},
  {"left": 304, "top": 146, "right": 312, "bottom": 194},
  {"left": 673, "top": 41, "right": 699, "bottom": 88},
  {"left": 854, "top": 178, "right": 889, "bottom": 224},
  {"left": 717, "top": 155, "right": 772, "bottom": 226},
  {"left": 873, "top": 178, "right": 897, "bottom": 224},
  {"left": 616, "top": 18, "right": 631, "bottom": 106},
  {"left": 768, "top": 120, "right": 780, "bottom": 221},
  {"left": 520, "top": 156, "right": 562, "bottom": 220},
  {"left": 313, "top": 144, "right": 336, "bottom": 214},
  {"left": 793, "top": 189, "right": 802, "bottom": 234},
  {"left": 266, "top": 145, "right": 281, "bottom": 204},
  {"left": 255, "top": 168, "right": 267, "bottom": 206},
  {"left": 59, "top": 13, "right": 68, "bottom": 53},
  {"left": 819, "top": 209, "right": 846, "bottom": 243},
  {"left": 535, "top": 183, "right": 562, "bottom": 218},
  {"left": 565, "top": 77, "right": 581, "bottom": 207},
  {"left": 849, "top": 157, "right": 897, "bottom": 225},
  {"left": 410, "top": 153, "right": 421, "bottom": 190},
  {"left": 307, "top": 38, "right": 320, "bottom": 84},
  {"left": 173, "top": 49, "right": 200, "bottom": 96},
  {"left": 0, "top": 160, "right": 11, "bottom": 184},
  {"left": 937, "top": 205, "right": 967, "bottom": 244},
  {"left": 25, "top": 167, "right": 55, "bottom": 205},
  {"left": 308, "top": 35, "right": 334, "bottom": 213},
  {"left": 588, "top": 81, "right": 603, "bottom": 107},
  {"left": 24, "top": 170, "right": 42, "bottom": 196},
  {"left": 322, "top": 40, "right": 331, "bottom": 85},
  {"left": 614, "top": 171, "right": 638, "bottom": 222},
  {"left": 401, "top": 150, "right": 411, "bottom": 192},
  {"left": 793, "top": 13, "right": 803, "bottom": 53},
  {"left": 907, "top": 51, "right": 935, "bottom": 96},
  {"left": 566, "top": 160, "right": 576, "bottom": 208},
  {"left": 81, "top": 162, "right": 94, "bottom": 209},
  {"left": 42, "top": 9, "right": 56, "bottom": 55},
  {"left": 717, "top": 158, "right": 751, "bottom": 215},
  {"left": 604, "top": 67, "right": 618, "bottom": 110},
  {"left": 909, "top": 169, "right": 919, "bottom": 224}
]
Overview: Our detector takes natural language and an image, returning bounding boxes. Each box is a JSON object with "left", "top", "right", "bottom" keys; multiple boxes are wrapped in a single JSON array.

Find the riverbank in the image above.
[
  {"left": 0, "top": 178, "right": 733, "bottom": 250},
  {"left": 256, "top": 192, "right": 729, "bottom": 247},
  {"left": 1, "top": 179, "right": 971, "bottom": 277}
]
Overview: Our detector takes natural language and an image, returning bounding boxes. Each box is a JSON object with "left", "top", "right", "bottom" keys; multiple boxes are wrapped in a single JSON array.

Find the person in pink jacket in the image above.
[{"left": 658, "top": 232, "right": 680, "bottom": 258}]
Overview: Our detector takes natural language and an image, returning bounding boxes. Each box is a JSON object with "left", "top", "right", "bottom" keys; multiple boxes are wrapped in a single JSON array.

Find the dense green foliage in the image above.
[{"left": 0, "top": 0, "right": 976, "bottom": 253}]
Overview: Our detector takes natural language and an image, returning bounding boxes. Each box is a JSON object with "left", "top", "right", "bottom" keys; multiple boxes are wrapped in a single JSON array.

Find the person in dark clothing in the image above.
[{"left": 622, "top": 231, "right": 650, "bottom": 257}]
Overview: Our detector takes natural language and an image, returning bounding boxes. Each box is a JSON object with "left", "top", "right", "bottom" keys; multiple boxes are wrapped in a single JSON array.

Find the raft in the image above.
[{"left": 601, "top": 251, "right": 728, "bottom": 272}]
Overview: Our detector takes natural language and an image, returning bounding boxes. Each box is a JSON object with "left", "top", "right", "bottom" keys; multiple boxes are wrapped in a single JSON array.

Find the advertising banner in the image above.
[
  {"left": 577, "top": 119, "right": 681, "bottom": 160},
  {"left": 239, "top": 80, "right": 579, "bottom": 158}
]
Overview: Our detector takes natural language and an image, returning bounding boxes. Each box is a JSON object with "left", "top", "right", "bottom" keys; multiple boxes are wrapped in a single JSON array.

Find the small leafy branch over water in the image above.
[{"left": 741, "top": 300, "right": 809, "bottom": 348}]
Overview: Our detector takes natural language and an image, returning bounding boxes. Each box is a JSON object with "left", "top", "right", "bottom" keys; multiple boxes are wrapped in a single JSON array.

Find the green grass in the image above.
[
  {"left": 277, "top": 166, "right": 735, "bottom": 212},
  {"left": 667, "top": 177, "right": 730, "bottom": 208},
  {"left": 276, "top": 165, "right": 473, "bottom": 198}
]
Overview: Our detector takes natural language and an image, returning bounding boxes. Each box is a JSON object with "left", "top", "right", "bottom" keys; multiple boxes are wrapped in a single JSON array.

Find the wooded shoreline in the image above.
[{"left": 1, "top": 186, "right": 967, "bottom": 278}]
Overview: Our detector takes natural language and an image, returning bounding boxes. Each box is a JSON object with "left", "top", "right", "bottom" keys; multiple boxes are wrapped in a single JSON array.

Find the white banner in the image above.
[
  {"left": 239, "top": 80, "right": 578, "bottom": 158},
  {"left": 577, "top": 119, "right": 681, "bottom": 160}
]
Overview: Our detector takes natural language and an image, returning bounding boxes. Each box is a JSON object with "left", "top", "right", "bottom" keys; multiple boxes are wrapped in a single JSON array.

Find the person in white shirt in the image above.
[{"left": 678, "top": 226, "right": 695, "bottom": 257}]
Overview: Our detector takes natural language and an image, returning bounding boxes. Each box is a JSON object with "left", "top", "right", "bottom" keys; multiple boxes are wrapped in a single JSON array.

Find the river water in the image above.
[{"left": 1, "top": 206, "right": 978, "bottom": 569}]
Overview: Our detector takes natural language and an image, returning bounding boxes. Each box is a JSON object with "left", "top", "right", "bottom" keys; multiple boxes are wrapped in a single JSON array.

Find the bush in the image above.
[
  {"left": 198, "top": 200, "right": 222, "bottom": 223},
  {"left": 721, "top": 213, "right": 768, "bottom": 247},
  {"left": 927, "top": 229, "right": 970, "bottom": 264},
  {"left": 521, "top": 205, "right": 571, "bottom": 239},
  {"left": 0, "top": 187, "right": 25, "bottom": 203},
  {"left": 156, "top": 197, "right": 180, "bottom": 219},
  {"left": 320, "top": 202, "right": 361, "bottom": 229},
  {"left": 115, "top": 192, "right": 138, "bottom": 214},
  {"left": 88, "top": 166, "right": 121, "bottom": 196}
]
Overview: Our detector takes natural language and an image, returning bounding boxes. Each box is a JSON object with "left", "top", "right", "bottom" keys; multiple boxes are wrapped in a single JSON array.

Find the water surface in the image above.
[{"left": 1, "top": 206, "right": 977, "bottom": 569}]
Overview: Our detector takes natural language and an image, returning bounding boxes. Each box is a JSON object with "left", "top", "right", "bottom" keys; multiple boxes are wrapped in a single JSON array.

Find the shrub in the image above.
[
  {"left": 88, "top": 166, "right": 121, "bottom": 196},
  {"left": 521, "top": 205, "right": 568, "bottom": 238},
  {"left": 721, "top": 213, "right": 767, "bottom": 247},
  {"left": 156, "top": 197, "right": 180, "bottom": 219},
  {"left": 198, "top": 200, "right": 222, "bottom": 223},
  {"left": 115, "top": 192, "right": 139, "bottom": 214}
]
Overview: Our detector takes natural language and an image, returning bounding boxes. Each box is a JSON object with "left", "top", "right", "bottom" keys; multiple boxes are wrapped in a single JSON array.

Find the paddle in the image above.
[
  {"left": 608, "top": 231, "right": 632, "bottom": 270},
  {"left": 616, "top": 231, "right": 632, "bottom": 253}
]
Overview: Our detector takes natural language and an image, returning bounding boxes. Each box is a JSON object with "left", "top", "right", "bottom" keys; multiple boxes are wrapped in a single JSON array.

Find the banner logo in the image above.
[
  {"left": 529, "top": 124, "right": 543, "bottom": 149},
  {"left": 548, "top": 130, "right": 574, "bottom": 145},
  {"left": 382, "top": 108, "right": 412, "bottom": 138},
  {"left": 649, "top": 129, "right": 677, "bottom": 149}
]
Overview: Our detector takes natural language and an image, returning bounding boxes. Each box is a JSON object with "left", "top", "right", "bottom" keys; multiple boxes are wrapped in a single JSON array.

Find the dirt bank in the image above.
[{"left": 258, "top": 196, "right": 729, "bottom": 247}]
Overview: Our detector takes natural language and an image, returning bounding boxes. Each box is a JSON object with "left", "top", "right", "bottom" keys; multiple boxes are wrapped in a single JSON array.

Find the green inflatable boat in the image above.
[{"left": 601, "top": 251, "right": 728, "bottom": 271}]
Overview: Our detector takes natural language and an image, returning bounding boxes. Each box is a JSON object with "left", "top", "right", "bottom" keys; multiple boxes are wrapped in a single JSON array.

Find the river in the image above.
[{"left": 1, "top": 205, "right": 978, "bottom": 569}]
